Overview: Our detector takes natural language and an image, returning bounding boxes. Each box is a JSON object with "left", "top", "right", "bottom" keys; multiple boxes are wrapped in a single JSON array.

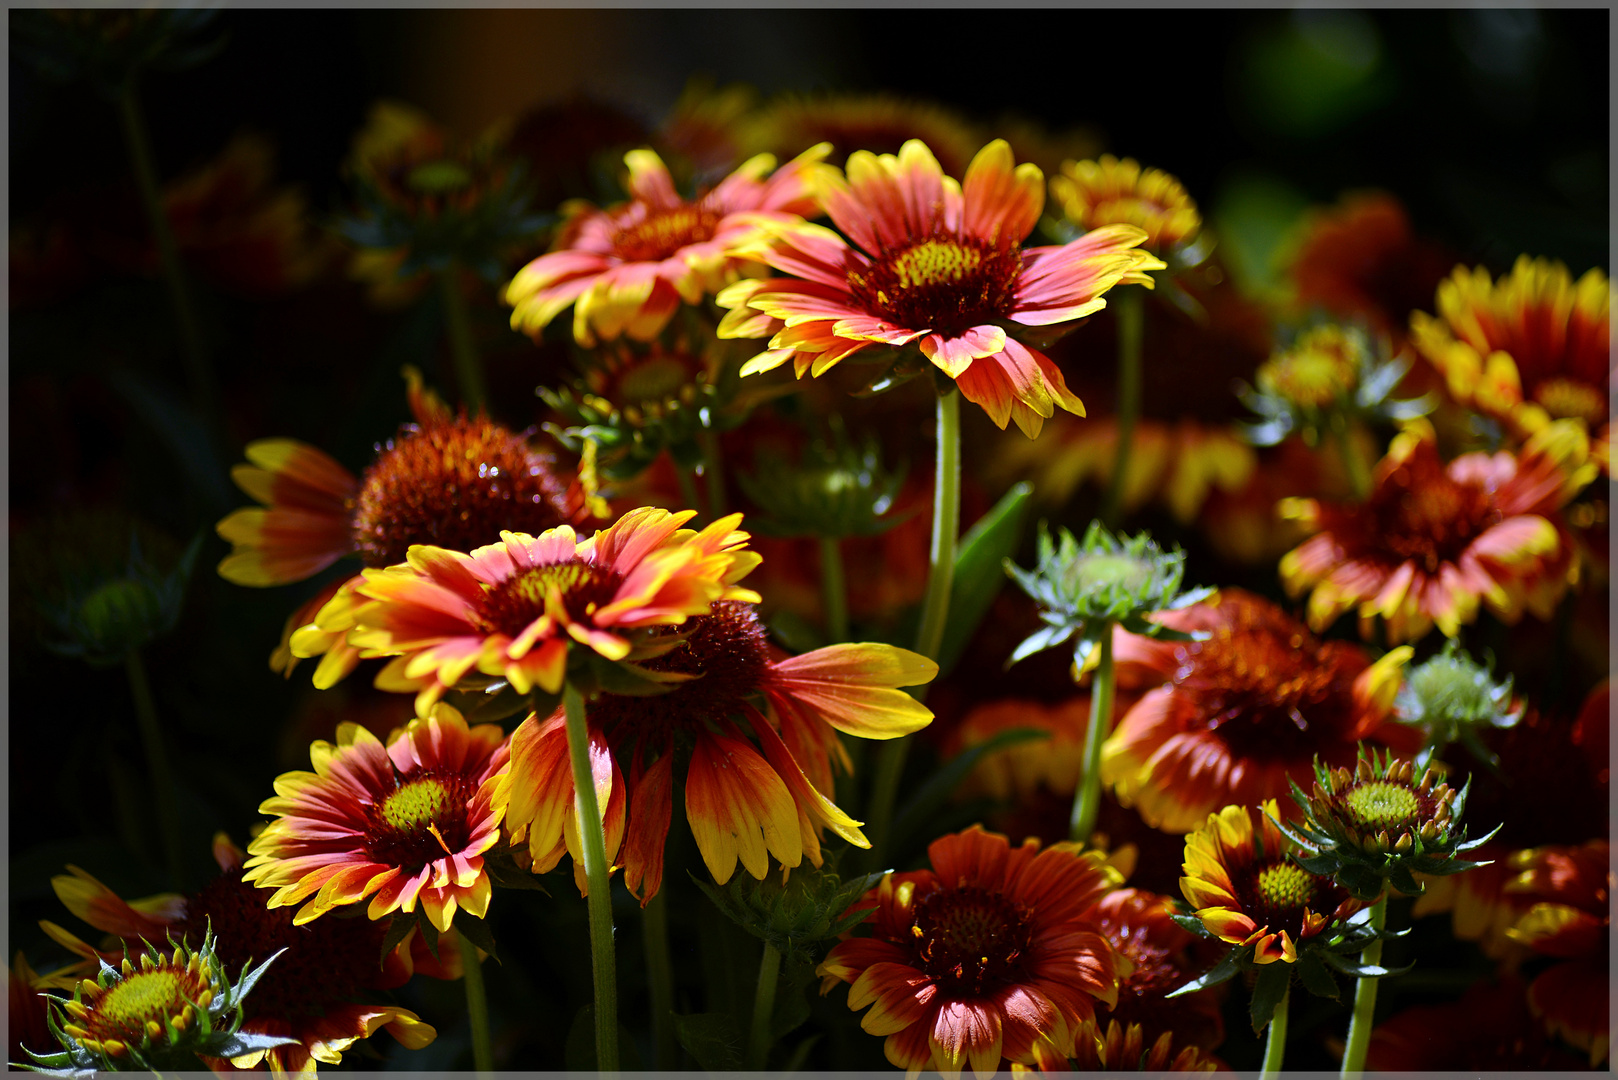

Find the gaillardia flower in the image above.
[
  {"left": 243, "top": 704, "right": 509, "bottom": 932},
  {"left": 497, "top": 600, "right": 936, "bottom": 899},
  {"left": 41, "top": 838, "right": 447, "bottom": 1075},
  {"left": 1086, "top": 888, "right": 1225, "bottom": 1053},
  {"left": 1505, "top": 840, "right": 1611, "bottom": 1066},
  {"left": 341, "top": 507, "right": 760, "bottom": 714},
  {"left": 217, "top": 370, "right": 576, "bottom": 684},
  {"left": 1049, "top": 154, "right": 1202, "bottom": 259},
  {"left": 1101, "top": 589, "right": 1416, "bottom": 834},
  {"left": 817, "top": 827, "right": 1125, "bottom": 1079},
  {"left": 1279, "top": 423, "right": 1594, "bottom": 643},
  {"left": 717, "top": 139, "right": 1164, "bottom": 437},
  {"left": 1042, "top": 1018, "right": 1219, "bottom": 1072},
  {"left": 1410, "top": 256, "right": 1611, "bottom": 459},
  {"left": 1180, "top": 801, "right": 1362, "bottom": 965},
  {"left": 504, "top": 144, "right": 828, "bottom": 347}
]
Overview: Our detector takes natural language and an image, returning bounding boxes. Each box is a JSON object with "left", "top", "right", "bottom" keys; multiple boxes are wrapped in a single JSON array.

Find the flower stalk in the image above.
[
  {"left": 1261, "top": 985, "right": 1290, "bottom": 1080},
  {"left": 1069, "top": 628, "right": 1115, "bottom": 844},
  {"left": 458, "top": 930, "right": 493, "bottom": 1074},
  {"left": 698, "top": 428, "right": 729, "bottom": 519},
  {"left": 436, "top": 263, "right": 487, "bottom": 414},
  {"left": 1339, "top": 894, "right": 1386, "bottom": 1077},
  {"left": 643, "top": 888, "right": 678, "bottom": 1069},
  {"left": 563, "top": 681, "right": 619, "bottom": 1071},
  {"left": 747, "top": 939, "right": 782, "bottom": 1070},
  {"left": 1099, "top": 286, "right": 1144, "bottom": 526},
  {"left": 125, "top": 648, "right": 185, "bottom": 890},
  {"left": 819, "top": 536, "right": 849, "bottom": 643}
]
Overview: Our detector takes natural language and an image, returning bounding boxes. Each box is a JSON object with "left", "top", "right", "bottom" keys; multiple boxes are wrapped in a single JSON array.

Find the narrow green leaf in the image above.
[
  {"left": 453, "top": 911, "right": 500, "bottom": 964},
  {"left": 936, "top": 482, "right": 1032, "bottom": 675},
  {"left": 379, "top": 912, "right": 417, "bottom": 968},
  {"left": 671, "top": 1012, "right": 745, "bottom": 1072},
  {"left": 891, "top": 728, "right": 1050, "bottom": 853},
  {"left": 1297, "top": 949, "right": 1339, "bottom": 999},
  {"left": 1167, "top": 946, "right": 1245, "bottom": 997},
  {"left": 1249, "top": 961, "right": 1291, "bottom": 1033}
]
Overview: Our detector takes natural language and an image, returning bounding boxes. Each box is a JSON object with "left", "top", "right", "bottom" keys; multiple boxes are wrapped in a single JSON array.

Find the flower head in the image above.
[
  {"left": 1062, "top": 1018, "right": 1220, "bottom": 1072},
  {"left": 505, "top": 144, "right": 828, "bottom": 347},
  {"left": 743, "top": 92, "right": 982, "bottom": 178},
  {"left": 735, "top": 419, "right": 906, "bottom": 539},
  {"left": 717, "top": 139, "right": 1164, "bottom": 437},
  {"left": 243, "top": 704, "right": 509, "bottom": 932},
  {"left": 1367, "top": 973, "right": 1593, "bottom": 1071},
  {"left": 1393, "top": 639, "right": 1523, "bottom": 769},
  {"left": 1240, "top": 323, "right": 1431, "bottom": 447},
  {"left": 1280, "top": 423, "right": 1594, "bottom": 642},
  {"left": 817, "top": 827, "right": 1126, "bottom": 1079},
  {"left": 1504, "top": 840, "right": 1611, "bottom": 1065},
  {"left": 1087, "top": 888, "right": 1225, "bottom": 1053},
  {"left": 1049, "top": 155, "right": 1203, "bottom": 261}
]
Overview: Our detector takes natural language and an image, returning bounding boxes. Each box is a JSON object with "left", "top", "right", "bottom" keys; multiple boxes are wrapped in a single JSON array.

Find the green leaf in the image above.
[
  {"left": 1169, "top": 913, "right": 1214, "bottom": 938},
  {"left": 671, "top": 1011, "right": 744, "bottom": 1072},
  {"left": 1168, "top": 945, "right": 1245, "bottom": 997},
  {"left": 453, "top": 911, "right": 500, "bottom": 964},
  {"left": 779, "top": 1033, "right": 820, "bottom": 1072},
  {"left": 481, "top": 849, "right": 550, "bottom": 892},
  {"left": 1249, "top": 961, "right": 1291, "bottom": 1033},
  {"left": 1297, "top": 949, "right": 1339, "bottom": 999},
  {"left": 1319, "top": 952, "right": 1412, "bottom": 979},
  {"left": 457, "top": 683, "right": 537, "bottom": 726},
  {"left": 379, "top": 911, "right": 418, "bottom": 968},
  {"left": 416, "top": 910, "right": 440, "bottom": 962},
  {"left": 936, "top": 482, "right": 1032, "bottom": 675},
  {"left": 890, "top": 728, "right": 1050, "bottom": 855}
]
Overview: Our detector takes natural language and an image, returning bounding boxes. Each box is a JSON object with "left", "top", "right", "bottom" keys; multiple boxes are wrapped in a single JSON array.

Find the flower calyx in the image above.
[
  {"left": 1393, "top": 640, "right": 1523, "bottom": 771},
  {"left": 735, "top": 419, "right": 907, "bottom": 541},
  {"left": 691, "top": 863, "right": 884, "bottom": 965}
]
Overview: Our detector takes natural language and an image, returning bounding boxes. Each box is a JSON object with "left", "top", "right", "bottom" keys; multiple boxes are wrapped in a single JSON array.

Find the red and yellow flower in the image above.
[
  {"left": 1505, "top": 840, "right": 1611, "bottom": 1065},
  {"left": 1101, "top": 589, "right": 1416, "bottom": 834},
  {"left": 242, "top": 704, "right": 509, "bottom": 933},
  {"left": 1086, "top": 888, "right": 1225, "bottom": 1053},
  {"left": 717, "top": 139, "right": 1164, "bottom": 437},
  {"left": 1366, "top": 973, "right": 1592, "bottom": 1071},
  {"left": 1410, "top": 256, "right": 1611, "bottom": 463},
  {"left": 818, "top": 827, "right": 1126, "bottom": 1079},
  {"left": 1049, "top": 154, "right": 1202, "bottom": 256},
  {"left": 504, "top": 144, "right": 828, "bottom": 347},
  {"left": 742, "top": 92, "right": 983, "bottom": 179},
  {"left": 1039, "top": 1017, "right": 1221, "bottom": 1072},
  {"left": 1180, "top": 801, "right": 1363, "bottom": 964},
  {"left": 339, "top": 506, "right": 759, "bottom": 715},
  {"left": 40, "top": 836, "right": 449, "bottom": 1075},
  {"left": 1280, "top": 423, "right": 1594, "bottom": 643},
  {"left": 496, "top": 600, "right": 936, "bottom": 899}
]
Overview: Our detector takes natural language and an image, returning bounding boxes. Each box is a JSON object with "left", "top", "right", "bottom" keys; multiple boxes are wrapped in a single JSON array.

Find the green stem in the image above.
[
  {"left": 563, "top": 682, "right": 619, "bottom": 1071},
  {"left": 819, "top": 536, "right": 849, "bottom": 643},
  {"left": 1068, "top": 627, "right": 1115, "bottom": 845},
  {"left": 698, "top": 429, "right": 729, "bottom": 519},
  {"left": 116, "top": 84, "right": 215, "bottom": 425},
  {"left": 1099, "top": 286, "right": 1144, "bottom": 527},
  {"left": 1339, "top": 894, "right": 1387, "bottom": 1077},
  {"left": 1332, "top": 421, "right": 1372, "bottom": 501},
  {"left": 457, "top": 931, "right": 493, "bottom": 1074},
  {"left": 746, "top": 940, "right": 782, "bottom": 1070},
  {"left": 643, "top": 888, "right": 678, "bottom": 1070},
  {"left": 674, "top": 460, "right": 704, "bottom": 519},
  {"left": 124, "top": 650, "right": 185, "bottom": 890},
  {"left": 1260, "top": 985, "right": 1290, "bottom": 1080},
  {"left": 866, "top": 389, "right": 960, "bottom": 866},
  {"left": 437, "top": 264, "right": 486, "bottom": 414}
]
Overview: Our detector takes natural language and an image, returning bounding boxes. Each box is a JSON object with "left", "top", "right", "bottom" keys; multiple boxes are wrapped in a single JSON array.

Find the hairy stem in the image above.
[
  {"left": 457, "top": 931, "right": 493, "bottom": 1074},
  {"left": 436, "top": 264, "right": 486, "bottom": 413},
  {"left": 1340, "top": 894, "right": 1388, "bottom": 1077},
  {"left": 746, "top": 940, "right": 782, "bottom": 1070},
  {"left": 643, "top": 888, "right": 678, "bottom": 1069},
  {"left": 1260, "top": 985, "right": 1289, "bottom": 1080},
  {"left": 1068, "top": 627, "right": 1115, "bottom": 844},
  {"left": 563, "top": 682, "right": 619, "bottom": 1071}
]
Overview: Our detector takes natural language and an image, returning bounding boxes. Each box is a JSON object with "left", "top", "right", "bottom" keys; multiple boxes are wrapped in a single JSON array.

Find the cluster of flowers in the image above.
[{"left": 9, "top": 26, "right": 1609, "bottom": 1075}]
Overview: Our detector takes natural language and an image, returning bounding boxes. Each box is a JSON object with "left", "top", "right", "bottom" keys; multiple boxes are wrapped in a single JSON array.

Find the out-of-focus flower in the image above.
[
  {"left": 243, "top": 705, "right": 509, "bottom": 932},
  {"left": 950, "top": 696, "right": 1091, "bottom": 804},
  {"left": 735, "top": 419, "right": 906, "bottom": 539},
  {"left": 11, "top": 9, "right": 223, "bottom": 97},
  {"left": 497, "top": 600, "right": 935, "bottom": 899},
  {"left": 505, "top": 94, "right": 652, "bottom": 213},
  {"left": 41, "top": 837, "right": 447, "bottom": 1074},
  {"left": 741, "top": 92, "right": 982, "bottom": 179},
  {"left": 1041, "top": 1017, "right": 1220, "bottom": 1072},
  {"left": 818, "top": 827, "right": 1126, "bottom": 1078},
  {"left": 1049, "top": 155, "right": 1204, "bottom": 266},
  {"left": 1410, "top": 256, "right": 1611, "bottom": 464},
  {"left": 1180, "top": 801, "right": 1364, "bottom": 966},
  {"left": 216, "top": 370, "right": 578, "bottom": 684},
  {"left": 655, "top": 76, "right": 757, "bottom": 184},
  {"left": 718, "top": 139, "right": 1163, "bottom": 437},
  {"left": 340, "top": 508, "right": 759, "bottom": 714},
  {"left": 1238, "top": 323, "right": 1431, "bottom": 448},
  {"left": 9, "top": 953, "right": 55, "bottom": 1066},
  {"left": 1086, "top": 889, "right": 1225, "bottom": 1053},
  {"left": 1392, "top": 639, "right": 1523, "bottom": 770},
  {"left": 1101, "top": 590, "right": 1417, "bottom": 833},
  {"left": 1505, "top": 840, "right": 1611, "bottom": 1066},
  {"left": 1366, "top": 973, "right": 1593, "bottom": 1071},
  {"left": 505, "top": 144, "right": 827, "bottom": 347},
  {"left": 1279, "top": 422, "right": 1595, "bottom": 643},
  {"left": 1286, "top": 191, "right": 1456, "bottom": 344}
]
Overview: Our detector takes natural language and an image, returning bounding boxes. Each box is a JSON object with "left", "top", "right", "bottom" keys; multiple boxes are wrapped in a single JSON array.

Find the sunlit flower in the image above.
[
  {"left": 1505, "top": 840, "right": 1611, "bottom": 1066},
  {"left": 1180, "top": 801, "right": 1362, "bottom": 965},
  {"left": 216, "top": 370, "right": 576, "bottom": 684},
  {"left": 41, "top": 837, "right": 447, "bottom": 1075},
  {"left": 341, "top": 507, "right": 759, "bottom": 714},
  {"left": 243, "top": 705, "right": 509, "bottom": 932},
  {"left": 818, "top": 826, "right": 1125, "bottom": 1079},
  {"left": 717, "top": 139, "right": 1164, "bottom": 437},
  {"left": 1279, "top": 423, "right": 1594, "bottom": 643},
  {"left": 1054, "top": 1017, "right": 1220, "bottom": 1072},
  {"left": 1101, "top": 589, "right": 1416, "bottom": 834},
  {"left": 504, "top": 143, "right": 828, "bottom": 347},
  {"left": 1049, "top": 155, "right": 1202, "bottom": 258},
  {"left": 1410, "top": 256, "right": 1611, "bottom": 457},
  {"left": 497, "top": 600, "right": 935, "bottom": 899},
  {"left": 1366, "top": 973, "right": 1592, "bottom": 1071}
]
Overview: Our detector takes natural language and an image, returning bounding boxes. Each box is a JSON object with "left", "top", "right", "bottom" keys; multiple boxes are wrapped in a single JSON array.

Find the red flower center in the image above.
[
  {"left": 846, "top": 235, "right": 1022, "bottom": 334},
  {"left": 610, "top": 204, "right": 722, "bottom": 262},
  {"left": 1362, "top": 458, "right": 1500, "bottom": 572},
  {"left": 908, "top": 885, "right": 1034, "bottom": 993},
  {"left": 364, "top": 769, "right": 476, "bottom": 872},
  {"left": 477, "top": 559, "right": 623, "bottom": 637},
  {"left": 351, "top": 415, "right": 569, "bottom": 569}
]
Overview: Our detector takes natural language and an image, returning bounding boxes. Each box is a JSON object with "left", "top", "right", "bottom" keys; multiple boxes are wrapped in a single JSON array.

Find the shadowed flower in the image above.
[
  {"left": 1279, "top": 423, "right": 1594, "bottom": 643},
  {"left": 1101, "top": 589, "right": 1416, "bottom": 834},
  {"left": 1086, "top": 889, "right": 1225, "bottom": 1053},
  {"left": 1049, "top": 155, "right": 1202, "bottom": 260},
  {"left": 1041, "top": 1017, "right": 1221, "bottom": 1072},
  {"left": 1505, "top": 840, "right": 1611, "bottom": 1066},
  {"left": 496, "top": 600, "right": 935, "bottom": 899},
  {"left": 818, "top": 827, "right": 1126, "bottom": 1079},
  {"left": 243, "top": 705, "right": 509, "bottom": 932},
  {"left": 717, "top": 139, "right": 1164, "bottom": 437},
  {"left": 1410, "top": 256, "right": 1611, "bottom": 461},
  {"left": 741, "top": 92, "right": 982, "bottom": 178},
  {"left": 1366, "top": 973, "right": 1593, "bottom": 1071},
  {"left": 504, "top": 144, "right": 828, "bottom": 347}
]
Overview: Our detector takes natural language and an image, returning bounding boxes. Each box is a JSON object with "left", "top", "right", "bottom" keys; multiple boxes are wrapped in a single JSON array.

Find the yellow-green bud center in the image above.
[
  {"left": 94, "top": 971, "right": 189, "bottom": 1037},
  {"left": 406, "top": 160, "right": 472, "bottom": 194},
  {"left": 1066, "top": 553, "right": 1152, "bottom": 594},
  {"left": 1344, "top": 781, "right": 1420, "bottom": 829}
]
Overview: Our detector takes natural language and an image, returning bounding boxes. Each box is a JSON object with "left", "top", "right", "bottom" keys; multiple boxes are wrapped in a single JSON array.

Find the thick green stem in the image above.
[
  {"left": 867, "top": 389, "right": 960, "bottom": 865},
  {"left": 457, "top": 931, "right": 493, "bottom": 1074},
  {"left": 563, "top": 682, "right": 619, "bottom": 1071},
  {"left": 643, "top": 888, "right": 678, "bottom": 1070},
  {"left": 1068, "top": 628, "right": 1115, "bottom": 845},
  {"left": 1332, "top": 421, "right": 1372, "bottom": 502},
  {"left": 1099, "top": 287, "right": 1144, "bottom": 527},
  {"left": 1260, "top": 985, "right": 1290, "bottom": 1080},
  {"left": 1339, "top": 894, "right": 1387, "bottom": 1077},
  {"left": 125, "top": 650, "right": 185, "bottom": 890},
  {"left": 117, "top": 85, "right": 214, "bottom": 424},
  {"left": 698, "top": 429, "right": 729, "bottom": 519},
  {"left": 437, "top": 264, "right": 486, "bottom": 413},
  {"left": 746, "top": 940, "right": 782, "bottom": 1070},
  {"left": 819, "top": 536, "right": 849, "bottom": 643}
]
